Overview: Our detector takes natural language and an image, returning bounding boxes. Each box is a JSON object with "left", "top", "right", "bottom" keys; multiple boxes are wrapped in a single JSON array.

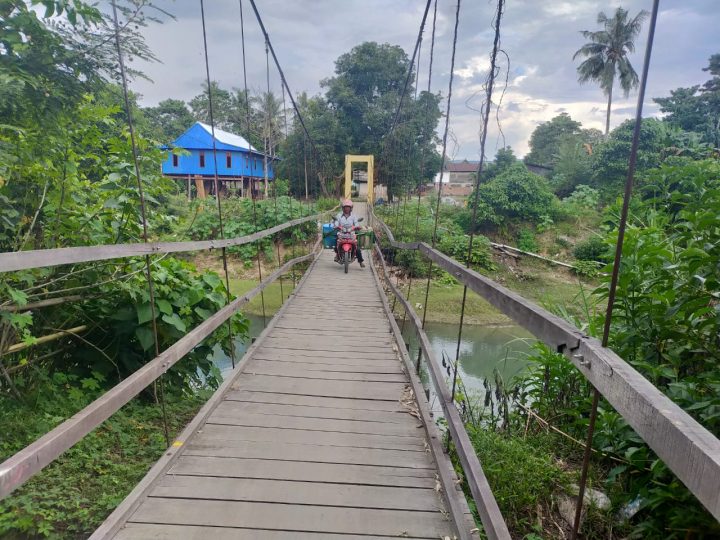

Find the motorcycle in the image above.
[{"left": 334, "top": 217, "right": 363, "bottom": 273}]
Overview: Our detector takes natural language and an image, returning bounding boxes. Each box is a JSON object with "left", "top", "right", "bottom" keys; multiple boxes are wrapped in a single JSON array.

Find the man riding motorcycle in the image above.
[{"left": 333, "top": 199, "right": 365, "bottom": 268}]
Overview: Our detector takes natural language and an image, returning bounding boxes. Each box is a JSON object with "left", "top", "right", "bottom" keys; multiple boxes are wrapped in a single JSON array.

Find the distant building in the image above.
[
  {"left": 524, "top": 162, "right": 553, "bottom": 177},
  {"left": 432, "top": 159, "right": 479, "bottom": 196},
  {"left": 161, "top": 122, "right": 276, "bottom": 198}
]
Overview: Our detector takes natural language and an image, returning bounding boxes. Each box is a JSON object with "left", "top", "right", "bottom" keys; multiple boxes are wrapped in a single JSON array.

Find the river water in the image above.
[
  {"left": 399, "top": 320, "right": 536, "bottom": 396},
  {"left": 212, "top": 314, "right": 536, "bottom": 397}
]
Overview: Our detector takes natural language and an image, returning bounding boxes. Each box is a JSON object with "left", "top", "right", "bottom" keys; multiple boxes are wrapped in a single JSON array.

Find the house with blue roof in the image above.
[{"left": 162, "top": 122, "right": 275, "bottom": 198}]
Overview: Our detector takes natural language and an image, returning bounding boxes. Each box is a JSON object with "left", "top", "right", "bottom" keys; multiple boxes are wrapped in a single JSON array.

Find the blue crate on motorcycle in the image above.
[{"left": 322, "top": 223, "right": 337, "bottom": 249}]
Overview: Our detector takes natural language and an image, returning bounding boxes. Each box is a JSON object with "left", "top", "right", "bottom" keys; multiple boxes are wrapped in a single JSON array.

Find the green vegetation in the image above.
[
  {"left": 378, "top": 49, "right": 720, "bottom": 537},
  {"left": 183, "top": 196, "right": 318, "bottom": 262},
  {"left": 2, "top": 1, "right": 720, "bottom": 538},
  {"left": 454, "top": 429, "right": 573, "bottom": 537},
  {"left": 307, "top": 42, "right": 442, "bottom": 198},
  {"left": 0, "top": 381, "right": 209, "bottom": 538},
  {"left": 454, "top": 159, "right": 720, "bottom": 539},
  {"left": 572, "top": 235, "right": 607, "bottom": 262},
  {"left": 230, "top": 278, "right": 297, "bottom": 316}
]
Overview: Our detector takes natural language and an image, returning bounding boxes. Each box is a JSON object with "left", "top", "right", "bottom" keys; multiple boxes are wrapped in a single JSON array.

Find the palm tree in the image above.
[
  {"left": 253, "top": 91, "right": 286, "bottom": 196},
  {"left": 573, "top": 7, "right": 648, "bottom": 136}
]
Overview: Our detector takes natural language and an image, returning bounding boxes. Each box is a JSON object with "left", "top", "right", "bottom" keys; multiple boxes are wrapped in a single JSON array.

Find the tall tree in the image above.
[
  {"left": 254, "top": 91, "right": 286, "bottom": 196},
  {"left": 525, "top": 113, "right": 583, "bottom": 167},
  {"left": 189, "top": 81, "right": 234, "bottom": 130},
  {"left": 143, "top": 99, "right": 195, "bottom": 142},
  {"left": 654, "top": 54, "right": 720, "bottom": 149},
  {"left": 322, "top": 42, "right": 441, "bottom": 197},
  {"left": 278, "top": 43, "right": 441, "bottom": 198},
  {"left": 573, "top": 7, "right": 648, "bottom": 136}
]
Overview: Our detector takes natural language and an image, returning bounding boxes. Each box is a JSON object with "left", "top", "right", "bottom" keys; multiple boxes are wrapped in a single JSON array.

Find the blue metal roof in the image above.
[{"left": 171, "top": 122, "right": 261, "bottom": 153}]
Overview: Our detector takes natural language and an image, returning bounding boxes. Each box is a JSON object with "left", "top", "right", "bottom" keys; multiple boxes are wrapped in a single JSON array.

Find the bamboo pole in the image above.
[{"left": 2, "top": 325, "right": 88, "bottom": 355}]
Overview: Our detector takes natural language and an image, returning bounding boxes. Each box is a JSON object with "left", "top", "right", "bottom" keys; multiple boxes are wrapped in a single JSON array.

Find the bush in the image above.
[
  {"left": 573, "top": 235, "right": 607, "bottom": 261},
  {"left": 185, "top": 196, "right": 316, "bottom": 261},
  {"left": 438, "top": 233, "right": 494, "bottom": 271},
  {"left": 563, "top": 184, "right": 599, "bottom": 209},
  {"left": 516, "top": 229, "right": 538, "bottom": 252},
  {"left": 394, "top": 249, "right": 431, "bottom": 277},
  {"left": 460, "top": 425, "right": 570, "bottom": 537},
  {"left": 470, "top": 163, "right": 560, "bottom": 226},
  {"left": 315, "top": 196, "right": 340, "bottom": 211}
]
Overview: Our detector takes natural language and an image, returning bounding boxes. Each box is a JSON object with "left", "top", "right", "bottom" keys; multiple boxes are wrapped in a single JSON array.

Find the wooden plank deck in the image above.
[{"left": 95, "top": 246, "right": 469, "bottom": 539}]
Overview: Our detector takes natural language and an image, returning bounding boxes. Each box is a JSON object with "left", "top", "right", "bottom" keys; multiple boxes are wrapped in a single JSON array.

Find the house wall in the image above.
[
  {"left": 432, "top": 183, "right": 473, "bottom": 196},
  {"left": 162, "top": 149, "right": 274, "bottom": 178},
  {"left": 448, "top": 171, "right": 476, "bottom": 183}
]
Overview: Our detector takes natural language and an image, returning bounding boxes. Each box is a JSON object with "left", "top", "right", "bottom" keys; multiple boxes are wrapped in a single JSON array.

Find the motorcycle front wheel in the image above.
[{"left": 343, "top": 250, "right": 350, "bottom": 273}]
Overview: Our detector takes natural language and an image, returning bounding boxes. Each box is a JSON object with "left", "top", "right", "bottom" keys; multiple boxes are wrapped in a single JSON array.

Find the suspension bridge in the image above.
[
  {"left": 1, "top": 0, "right": 719, "bottom": 538},
  {"left": 1, "top": 202, "right": 719, "bottom": 539}
]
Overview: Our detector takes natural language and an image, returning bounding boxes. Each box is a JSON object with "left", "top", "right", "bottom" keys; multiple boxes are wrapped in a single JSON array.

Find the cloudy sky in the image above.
[{"left": 131, "top": 0, "right": 719, "bottom": 158}]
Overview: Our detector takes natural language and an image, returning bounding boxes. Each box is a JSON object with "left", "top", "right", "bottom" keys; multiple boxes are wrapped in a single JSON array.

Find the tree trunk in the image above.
[
  {"left": 263, "top": 136, "right": 269, "bottom": 199},
  {"left": 605, "top": 82, "right": 614, "bottom": 136},
  {"left": 316, "top": 172, "right": 331, "bottom": 197}
]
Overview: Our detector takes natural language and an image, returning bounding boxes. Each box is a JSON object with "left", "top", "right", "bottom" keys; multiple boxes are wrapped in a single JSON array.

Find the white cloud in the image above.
[
  {"left": 454, "top": 55, "right": 491, "bottom": 79},
  {"left": 129, "top": 0, "right": 719, "bottom": 160}
]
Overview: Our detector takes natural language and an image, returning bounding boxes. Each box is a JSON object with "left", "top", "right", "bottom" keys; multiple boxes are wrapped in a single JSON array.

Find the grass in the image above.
[
  {"left": 394, "top": 260, "right": 597, "bottom": 325},
  {"left": 398, "top": 279, "right": 512, "bottom": 325},
  {"left": 0, "top": 387, "right": 209, "bottom": 538},
  {"left": 230, "top": 277, "right": 298, "bottom": 316},
  {"left": 454, "top": 427, "right": 574, "bottom": 538}
]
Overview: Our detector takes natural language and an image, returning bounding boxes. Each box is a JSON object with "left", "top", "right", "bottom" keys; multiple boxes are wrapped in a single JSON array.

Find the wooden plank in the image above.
[
  {"left": 281, "top": 308, "right": 385, "bottom": 318},
  {"left": 418, "top": 242, "right": 581, "bottom": 351},
  {"left": 291, "top": 298, "right": 384, "bottom": 307},
  {"left": 169, "top": 455, "right": 436, "bottom": 488},
  {"left": 210, "top": 400, "right": 414, "bottom": 424},
  {"left": 206, "top": 411, "right": 423, "bottom": 437},
  {"left": 246, "top": 357, "right": 403, "bottom": 373},
  {"left": 150, "top": 476, "right": 442, "bottom": 512},
  {"left": 0, "top": 249, "right": 318, "bottom": 499},
  {"left": 128, "top": 498, "right": 453, "bottom": 538},
  {"left": 253, "top": 346, "right": 398, "bottom": 360},
  {"left": 232, "top": 374, "right": 405, "bottom": 401},
  {"left": 275, "top": 313, "right": 388, "bottom": 323},
  {"left": 261, "top": 337, "right": 395, "bottom": 351},
  {"left": 90, "top": 249, "right": 326, "bottom": 539},
  {"left": 223, "top": 391, "right": 405, "bottom": 411},
  {"left": 268, "top": 330, "right": 392, "bottom": 342},
  {"left": 271, "top": 323, "right": 389, "bottom": 334},
  {"left": 241, "top": 360, "right": 406, "bottom": 382},
  {"left": 115, "top": 523, "right": 427, "bottom": 540},
  {"left": 195, "top": 424, "right": 426, "bottom": 452},
  {"left": 0, "top": 213, "right": 325, "bottom": 273},
  {"left": 183, "top": 439, "right": 435, "bottom": 469}
]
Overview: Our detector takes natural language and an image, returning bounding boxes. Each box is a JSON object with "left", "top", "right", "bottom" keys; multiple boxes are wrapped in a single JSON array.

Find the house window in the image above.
[
  {"left": 255, "top": 159, "right": 259, "bottom": 169},
  {"left": 172, "top": 154, "right": 178, "bottom": 167},
  {"left": 199, "top": 152, "right": 206, "bottom": 168},
  {"left": 226, "top": 153, "right": 232, "bottom": 168},
  {"left": 245, "top": 157, "right": 249, "bottom": 168}
]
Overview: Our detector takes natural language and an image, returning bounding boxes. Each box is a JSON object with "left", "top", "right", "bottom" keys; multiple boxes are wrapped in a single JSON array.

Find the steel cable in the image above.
[
  {"left": 200, "top": 0, "right": 238, "bottom": 369},
  {"left": 419, "top": 0, "right": 462, "bottom": 336},
  {"left": 110, "top": 0, "right": 169, "bottom": 445},
  {"left": 450, "top": 0, "right": 504, "bottom": 404},
  {"left": 572, "top": 2, "right": 660, "bottom": 538},
  {"left": 238, "top": 0, "right": 267, "bottom": 327}
]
